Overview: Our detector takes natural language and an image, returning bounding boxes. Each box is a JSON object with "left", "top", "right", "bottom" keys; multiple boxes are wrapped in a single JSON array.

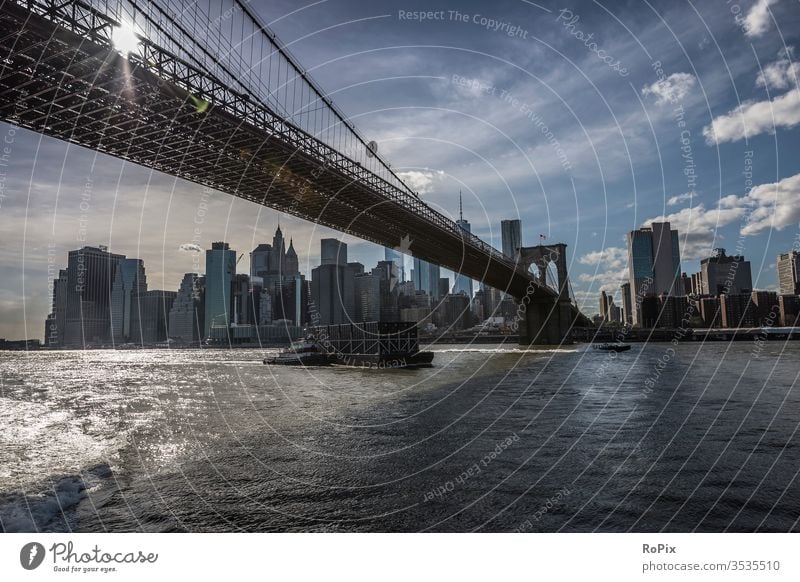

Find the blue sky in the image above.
[{"left": 2, "top": 0, "right": 800, "bottom": 338}]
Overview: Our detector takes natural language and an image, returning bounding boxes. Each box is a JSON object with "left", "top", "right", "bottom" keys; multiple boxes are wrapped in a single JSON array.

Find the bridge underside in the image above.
[{"left": 0, "top": 3, "right": 541, "bottom": 299}]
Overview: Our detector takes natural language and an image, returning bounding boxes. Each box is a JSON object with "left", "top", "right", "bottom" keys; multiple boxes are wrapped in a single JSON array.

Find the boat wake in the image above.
[{"left": 0, "top": 463, "right": 113, "bottom": 533}]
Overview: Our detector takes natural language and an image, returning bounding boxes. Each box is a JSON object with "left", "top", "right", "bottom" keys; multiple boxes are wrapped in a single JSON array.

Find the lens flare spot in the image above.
[{"left": 112, "top": 23, "right": 140, "bottom": 55}]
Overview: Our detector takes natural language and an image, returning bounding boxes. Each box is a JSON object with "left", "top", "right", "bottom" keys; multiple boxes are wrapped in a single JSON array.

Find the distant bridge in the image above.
[{"left": 0, "top": 0, "right": 587, "bottom": 343}]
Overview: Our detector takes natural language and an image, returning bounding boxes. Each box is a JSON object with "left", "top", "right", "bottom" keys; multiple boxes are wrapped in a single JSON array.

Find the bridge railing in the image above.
[{"left": 63, "top": 0, "right": 416, "bottom": 198}]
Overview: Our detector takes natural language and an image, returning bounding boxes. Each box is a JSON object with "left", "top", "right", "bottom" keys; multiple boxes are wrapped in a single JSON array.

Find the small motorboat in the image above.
[{"left": 592, "top": 343, "right": 631, "bottom": 352}]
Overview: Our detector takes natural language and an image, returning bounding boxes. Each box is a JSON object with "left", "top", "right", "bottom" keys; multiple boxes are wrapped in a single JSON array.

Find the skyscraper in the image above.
[
  {"left": 271, "top": 224, "right": 286, "bottom": 277},
  {"left": 204, "top": 242, "right": 236, "bottom": 337},
  {"left": 453, "top": 192, "right": 474, "bottom": 298},
  {"left": 250, "top": 243, "right": 272, "bottom": 279},
  {"left": 64, "top": 245, "right": 125, "bottom": 346},
  {"left": 251, "top": 227, "right": 306, "bottom": 326},
  {"left": 110, "top": 258, "right": 146, "bottom": 344},
  {"left": 44, "top": 269, "right": 68, "bottom": 347},
  {"left": 130, "top": 290, "right": 176, "bottom": 344},
  {"left": 626, "top": 222, "right": 682, "bottom": 326},
  {"left": 375, "top": 260, "right": 401, "bottom": 322},
  {"left": 284, "top": 239, "right": 300, "bottom": 277},
  {"left": 620, "top": 282, "right": 632, "bottom": 325},
  {"left": 384, "top": 246, "right": 405, "bottom": 283},
  {"left": 777, "top": 251, "right": 800, "bottom": 295},
  {"left": 311, "top": 240, "right": 354, "bottom": 325},
  {"left": 169, "top": 273, "right": 205, "bottom": 344},
  {"left": 599, "top": 291, "right": 611, "bottom": 321},
  {"left": 501, "top": 219, "right": 522, "bottom": 259},
  {"left": 412, "top": 258, "right": 441, "bottom": 299},
  {"left": 699, "top": 249, "right": 753, "bottom": 296},
  {"left": 355, "top": 271, "right": 381, "bottom": 322},
  {"left": 321, "top": 238, "right": 347, "bottom": 265}
]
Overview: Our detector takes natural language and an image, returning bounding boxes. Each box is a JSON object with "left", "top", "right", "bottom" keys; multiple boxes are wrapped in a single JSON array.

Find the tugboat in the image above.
[
  {"left": 592, "top": 342, "right": 631, "bottom": 352},
  {"left": 263, "top": 337, "right": 333, "bottom": 366}
]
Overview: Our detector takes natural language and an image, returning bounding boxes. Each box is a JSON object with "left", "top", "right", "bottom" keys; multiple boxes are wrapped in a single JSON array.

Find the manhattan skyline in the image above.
[{"left": 2, "top": 0, "right": 800, "bottom": 340}]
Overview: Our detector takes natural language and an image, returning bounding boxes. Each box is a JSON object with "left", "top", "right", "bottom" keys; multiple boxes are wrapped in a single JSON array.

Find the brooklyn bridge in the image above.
[{"left": 0, "top": 0, "right": 588, "bottom": 343}]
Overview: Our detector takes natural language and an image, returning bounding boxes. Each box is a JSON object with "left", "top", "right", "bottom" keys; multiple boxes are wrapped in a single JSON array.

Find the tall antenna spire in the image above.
[{"left": 459, "top": 190, "right": 463, "bottom": 221}]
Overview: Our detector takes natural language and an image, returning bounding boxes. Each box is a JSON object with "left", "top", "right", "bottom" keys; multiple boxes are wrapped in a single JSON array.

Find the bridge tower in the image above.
[{"left": 516, "top": 243, "right": 575, "bottom": 345}]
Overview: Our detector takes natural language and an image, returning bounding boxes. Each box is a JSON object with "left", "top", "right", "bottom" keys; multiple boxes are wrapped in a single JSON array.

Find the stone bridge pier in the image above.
[{"left": 515, "top": 243, "right": 576, "bottom": 345}]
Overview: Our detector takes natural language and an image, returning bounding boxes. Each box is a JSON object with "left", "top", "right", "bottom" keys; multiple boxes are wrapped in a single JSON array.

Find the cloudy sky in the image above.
[{"left": 2, "top": 0, "right": 800, "bottom": 339}]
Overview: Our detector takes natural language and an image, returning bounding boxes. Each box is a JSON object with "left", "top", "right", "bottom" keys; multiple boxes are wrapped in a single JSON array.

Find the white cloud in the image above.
[
  {"left": 702, "top": 88, "right": 800, "bottom": 144},
  {"left": 756, "top": 48, "right": 799, "bottom": 90},
  {"left": 667, "top": 192, "right": 694, "bottom": 206},
  {"left": 577, "top": 246, "right": 628, "bottom": 293},
  {"left": 743, "top": 0, "right": 778, "bottom": 38},
  {"left": 579, "top": 246, "right": 627, "bottom": 270},
  {"left": 740, "top": 172, "right": 800, "bottom": 235},
  {"left": 642, "top": 73, "right": 696, "bottom": 105},
  {"left": 396, "top": 169, "right": 444, "bottom": 194},
  {"left": 577, "top": 268, "right": 629, "bottom": 293},
  {"left": 640, "top": 172, "right": 800, "bottom": 258}
]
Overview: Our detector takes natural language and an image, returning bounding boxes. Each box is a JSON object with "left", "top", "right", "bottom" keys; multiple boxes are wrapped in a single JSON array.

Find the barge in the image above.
[{"left": 264, "top": 322, "right": 434, "bottom": 369}]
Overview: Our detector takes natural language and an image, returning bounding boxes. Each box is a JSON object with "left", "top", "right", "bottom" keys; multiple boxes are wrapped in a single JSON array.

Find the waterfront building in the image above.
[
  {"left": 699, "top": 297, "right": 721, "bottom": 327},
  {"left": 311, "top": 240, "right": 355, "bottom": 325},
  {"left": 778, "top": 295, "right": 800, "bottom": 327},
  {"left": 750, "top": 291, "right": 778, "bottom": 327},
  {"left": 690, "top": 272, "right": 704, "bottom": 296},
  {"left": 130, "top": 290, "right": 176, "bottom": 344},
  {"left": 720, "top": 293, "right": 756, "bottom": 328},
  {"left": 232, "top": 274, "right": 255, "bottom": 326},
  {"left": 273, "top": 275, "right": 308, "bottom": 327},
  {"left": 777, "top": 251, "right": 800, "bottom": 295},
  {"left": 400, "top": 306, "right": 432, "bottom": 325},
  {"left": 168, "top": 273, "right": 205, "bottom": 344},
  {"left": 436, "top": 293, "right": 471, "bottom": 330},
  {"left": 64, "top": 245, "right": 125, "bottom": 346},
  {"left": 110, "top": 258, "right": 146, "bottom": 344},
  {"left": 656, "top": 295, "right": 684, "bottom": 329},
  {"left": 44, "top": 269, "right": 68, "bottom": 347},
  {"left": 620, "top": 282, "right": 632, "bottom": 325},
  {"left": 204, "top": 242, "right": 237, "bottom": 337},
  {"left": 627, "top": 221, "right": 682, "bottom": 326},
  {"left": 639, "top": 296, "right": 660, "bottom": 328},
  {"left": 699, "top": 249, "right": 752, "bottom": 296}
]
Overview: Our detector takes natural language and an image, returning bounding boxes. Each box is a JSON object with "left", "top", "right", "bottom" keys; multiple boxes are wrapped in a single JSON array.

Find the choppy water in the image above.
[{"left": 1, "top": 342, "right": 798, "bottom": 532}]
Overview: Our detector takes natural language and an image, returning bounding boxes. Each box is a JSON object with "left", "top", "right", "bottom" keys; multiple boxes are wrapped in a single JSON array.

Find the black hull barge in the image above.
[{"left": 264, "top": 322, "right": 434, "bottom": 369}]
